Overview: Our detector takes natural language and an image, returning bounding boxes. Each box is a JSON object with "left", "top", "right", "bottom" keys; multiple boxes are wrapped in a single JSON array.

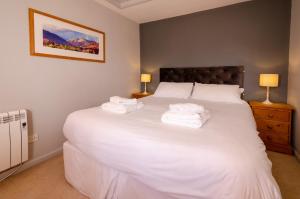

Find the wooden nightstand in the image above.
[
  {"left": 249, "top": 101, "right": 293, "bottom": 154},
  {"left": 131, "top": 92, "right": 152, "bottom": 99}
]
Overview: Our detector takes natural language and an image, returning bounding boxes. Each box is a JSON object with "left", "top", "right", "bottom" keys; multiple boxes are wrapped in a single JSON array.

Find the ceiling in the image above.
[
  {"left": 105, "top": 0, "right": 152, "bottom": 9},
  {"left": 94, "top": 0, "right": 250, "bottom": 24}
]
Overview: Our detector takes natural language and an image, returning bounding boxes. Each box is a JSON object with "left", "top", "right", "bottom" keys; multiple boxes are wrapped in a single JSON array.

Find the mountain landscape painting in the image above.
[
  {"left": 29, "top": 8, "right": 105, "bottom": 62},
  {"left": 43, "top": 24, "right": 99, "bottom": 55}
]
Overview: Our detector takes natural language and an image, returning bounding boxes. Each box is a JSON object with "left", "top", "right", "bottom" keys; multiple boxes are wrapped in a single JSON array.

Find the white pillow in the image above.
[
  {"left": 191, "top": 83, "right": 243, "bottom": 103},
  {"left": 154, "top": 82, "right": 194, "bottom": 99}
]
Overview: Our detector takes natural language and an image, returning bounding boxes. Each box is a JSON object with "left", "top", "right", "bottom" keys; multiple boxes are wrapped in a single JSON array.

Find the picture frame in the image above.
[{"left": 29, "top": 8, "right": 105, "bottom": 63}]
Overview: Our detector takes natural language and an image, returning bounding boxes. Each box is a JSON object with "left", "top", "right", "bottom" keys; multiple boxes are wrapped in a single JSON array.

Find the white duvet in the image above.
[{"left": 63, "top": 96, "right": 281, "bottom": 199}]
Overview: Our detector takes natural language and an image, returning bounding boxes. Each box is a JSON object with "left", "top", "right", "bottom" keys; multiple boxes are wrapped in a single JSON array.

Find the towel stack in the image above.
[
  {"left": 161, "top": 103, "right": 210, "bottom": 128},
  {"left": 101, "top": 96, "right": 144, "bottom": 114}
]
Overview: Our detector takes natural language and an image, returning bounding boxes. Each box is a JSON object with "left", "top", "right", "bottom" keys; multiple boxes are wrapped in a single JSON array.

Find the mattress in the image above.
[{"left": 63, "top": 96, "right": 281, "bottom": 199}]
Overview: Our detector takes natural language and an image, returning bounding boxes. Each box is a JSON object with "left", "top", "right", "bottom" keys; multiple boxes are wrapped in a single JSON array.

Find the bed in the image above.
[{"left": 63, "top": 66, "right": 281, "bottom": 199}]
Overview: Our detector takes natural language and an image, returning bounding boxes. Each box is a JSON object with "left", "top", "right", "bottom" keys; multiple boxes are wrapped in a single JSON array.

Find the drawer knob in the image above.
[
  {"left": 267, "top": 125, "right": 273, "bottom": 130},
  {"left": 266, "top": 135, "right": 272, "bottom": 141},
  {"left": 268, "top": 114, "right": 274, "bottom": 119}
]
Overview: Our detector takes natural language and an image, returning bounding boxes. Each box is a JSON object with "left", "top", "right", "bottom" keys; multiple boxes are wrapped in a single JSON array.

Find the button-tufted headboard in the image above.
[{"left": 160, "top": 66, "right": 244, "bottom": 87}]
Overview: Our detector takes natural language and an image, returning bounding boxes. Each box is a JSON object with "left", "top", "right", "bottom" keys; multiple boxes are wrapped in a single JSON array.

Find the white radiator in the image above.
[{"left": 0, "top": 110, "right": 28, "bottom": 173}]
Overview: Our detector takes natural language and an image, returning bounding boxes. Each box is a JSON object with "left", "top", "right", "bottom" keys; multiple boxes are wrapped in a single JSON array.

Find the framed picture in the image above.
[{"left": 29, "top": 8, "right": 105, "bottom": 63}]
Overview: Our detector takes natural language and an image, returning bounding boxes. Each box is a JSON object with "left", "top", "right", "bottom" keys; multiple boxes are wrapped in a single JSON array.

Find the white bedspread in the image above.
[{"left": 63, "top": 96, "right": 281, "bottom": 199}]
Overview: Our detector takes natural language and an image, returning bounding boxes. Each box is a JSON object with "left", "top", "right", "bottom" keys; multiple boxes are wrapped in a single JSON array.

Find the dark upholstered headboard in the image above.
[{"left": 160, "top": 66, "right": 244, "bottom": 87}]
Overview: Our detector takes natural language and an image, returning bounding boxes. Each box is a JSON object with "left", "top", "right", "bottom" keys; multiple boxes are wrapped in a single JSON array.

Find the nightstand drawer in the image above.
[
  {"left": 256, "top": 120, "right": 290, "bottom": 134},
  {"left": 259, "top": 131, "right": 289, "bottom": 145},
  {"left": 253, "top": 109, "right": 290, "bottom": 122}
]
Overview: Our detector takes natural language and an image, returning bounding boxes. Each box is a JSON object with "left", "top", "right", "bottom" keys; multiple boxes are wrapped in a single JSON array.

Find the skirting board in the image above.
[
  {"left": 294, "top": 149, "right": 300, "bottom": 161},
  {"left": 17, "top": 147, "right": 63, "bottom": 174}
]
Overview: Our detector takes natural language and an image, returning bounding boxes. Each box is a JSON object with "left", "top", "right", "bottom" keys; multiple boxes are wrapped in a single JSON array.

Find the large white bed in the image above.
[{"left": 63, "top": 96, "right": 281, "bottom": 199}]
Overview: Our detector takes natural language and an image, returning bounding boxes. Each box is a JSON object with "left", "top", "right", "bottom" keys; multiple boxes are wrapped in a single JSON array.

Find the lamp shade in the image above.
[
  {"left": 141, "top": 74, "right": 151, "bottom": 83},
  {"left": 259, "top": 74, "right": 279, "bottom": 87}
]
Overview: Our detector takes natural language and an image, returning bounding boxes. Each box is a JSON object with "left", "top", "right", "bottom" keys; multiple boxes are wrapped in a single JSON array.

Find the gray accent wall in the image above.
[
  {"left": 140, "top": 0, "right": 291, "bottom": 102},
  {"left": 0, "top": 0, "right": 140, "bottom": 166},
  {"left": 288, "top": 0, "right": 300, "bottom": 157}
]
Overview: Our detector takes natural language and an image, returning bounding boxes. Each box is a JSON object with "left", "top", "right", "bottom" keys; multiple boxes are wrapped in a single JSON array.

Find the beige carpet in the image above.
[
  {"left": 0, "top": 151, "right": 299, "bottom": 199},
  {"left": 267, "top": 151, "right": 300, "bottom": 199},
  {"left": 0, "top": 155, "right": 87, "bottom": 199}
]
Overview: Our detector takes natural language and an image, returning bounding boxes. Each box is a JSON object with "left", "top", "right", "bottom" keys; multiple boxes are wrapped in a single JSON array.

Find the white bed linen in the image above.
[{"left": 63, "top": 96, "right": 281, "bottom": 199}]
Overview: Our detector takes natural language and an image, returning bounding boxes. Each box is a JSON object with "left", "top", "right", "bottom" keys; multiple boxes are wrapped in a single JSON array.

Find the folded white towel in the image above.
[
  {"left": 169, "top": 103, "right": 205, "bottom": 113},
  {"left": 161, "top": 110, "right": 210, "bottom": 128},
  {"left": 110, "top": 96, "right": 138, "bottom": 105},
  {"left": 101, "top": 102, "right": 144, "bottom": 114},
  {"left": 163, "top": 110, "right": 201, "bottom": 120}
]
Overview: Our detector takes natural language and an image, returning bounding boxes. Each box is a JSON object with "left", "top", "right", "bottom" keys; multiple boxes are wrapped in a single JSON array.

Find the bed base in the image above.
[{"left": 63, "top": 142, "right": 172, "bottom": 199}]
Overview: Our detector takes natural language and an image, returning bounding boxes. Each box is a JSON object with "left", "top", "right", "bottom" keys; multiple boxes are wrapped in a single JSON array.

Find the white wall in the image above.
[
  {"left": 0, "top": 0, "right": 140, "bottom": 164},
  {"left": 288, "top": 0, "right": 300, "bottom": 157}
]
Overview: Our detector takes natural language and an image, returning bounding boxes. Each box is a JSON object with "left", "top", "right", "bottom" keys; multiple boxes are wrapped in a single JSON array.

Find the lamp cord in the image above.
[{"left": 0, "top": 163, "right": 23, "bottom": 182}]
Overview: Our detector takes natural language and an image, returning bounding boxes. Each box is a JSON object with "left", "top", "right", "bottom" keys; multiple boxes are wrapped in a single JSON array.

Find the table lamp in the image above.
[
  {"left": 141, "top": 74, "right": 151, "bottom": 94},
  {"left": 259, "top": 74, "right": 279, "bottom": 104}
]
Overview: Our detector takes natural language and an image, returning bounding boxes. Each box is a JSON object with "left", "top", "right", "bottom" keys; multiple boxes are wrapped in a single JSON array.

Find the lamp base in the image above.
[
  {"left": 262, "top": 86, "right": 273, "bottom": 104},
  {"left": 262, "top": 99, "right": 272, "bottom": 105},
  {"left": 143, "top": 82, "right": 148, "bottom": 94}
]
